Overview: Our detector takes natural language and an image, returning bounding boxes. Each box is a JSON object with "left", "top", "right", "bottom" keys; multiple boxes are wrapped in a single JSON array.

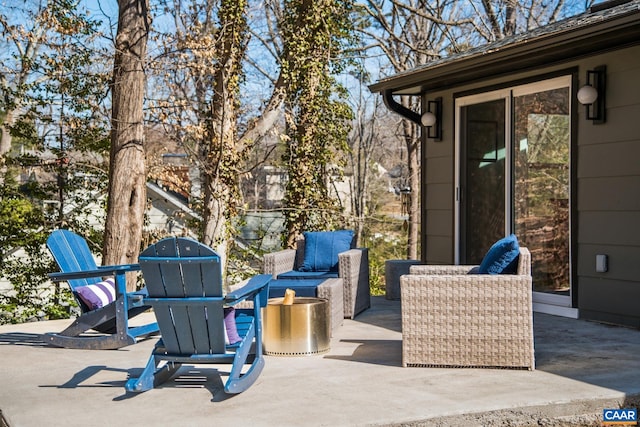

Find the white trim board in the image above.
[{"left": 533, "top": 302, "right": 579, "bottom": 319}]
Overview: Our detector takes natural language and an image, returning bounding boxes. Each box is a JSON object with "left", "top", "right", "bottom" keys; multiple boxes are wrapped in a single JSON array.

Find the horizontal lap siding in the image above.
[
  {"left": 424, "top": 104, "right": 455, "bottom": 264},
  {"left": 576, "top": 45, "right": 640, "bottom": 326}
]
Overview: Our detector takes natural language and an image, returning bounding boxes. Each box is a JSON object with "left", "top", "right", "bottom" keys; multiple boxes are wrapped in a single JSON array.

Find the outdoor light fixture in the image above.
[
  {"left": 382, "top": 90, "right": 443, "bottom": 139},
  {"left": 421, "top": 97, "right": 442, "bottom": 141},
  {"left": 577, "top": 65, "right": 606, "bottom": 124}
]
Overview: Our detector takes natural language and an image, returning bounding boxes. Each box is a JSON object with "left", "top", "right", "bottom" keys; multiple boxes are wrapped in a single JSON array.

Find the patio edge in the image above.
[{"left": 378, "top": 393, "right": 640, "bottom": 427}]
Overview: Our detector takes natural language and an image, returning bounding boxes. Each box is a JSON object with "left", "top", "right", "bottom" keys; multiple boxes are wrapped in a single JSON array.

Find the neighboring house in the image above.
[
  {"left": 146, "top": 181, "right": 200, "bottom": 236},
  {"left": 148, "top": 174, "right": 284, "bottom": 251},
  {"left": 246, "top": 164, "right": 356, "bottom": 214},
  {"left": 369, "top": 0, "right": 640, "bottom": 327}
]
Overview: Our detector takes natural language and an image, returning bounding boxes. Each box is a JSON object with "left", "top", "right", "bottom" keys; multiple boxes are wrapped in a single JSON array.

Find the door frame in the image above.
[{"left": 454, "top": 76, "right": 578, "bottom": 318}]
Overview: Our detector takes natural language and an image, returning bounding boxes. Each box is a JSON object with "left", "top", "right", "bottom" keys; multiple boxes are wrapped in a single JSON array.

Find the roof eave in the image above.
[{"left": 368, "top": 11, "right": 640, "bottom": 95}]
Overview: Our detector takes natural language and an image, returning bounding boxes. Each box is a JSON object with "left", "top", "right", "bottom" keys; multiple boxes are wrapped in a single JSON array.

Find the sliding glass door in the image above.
[
  {"left": 513, "top": 80, "right": 571, "bottom": 300},
  {"left": 456, "top": 76, "right": 573, "bottom": 311}
]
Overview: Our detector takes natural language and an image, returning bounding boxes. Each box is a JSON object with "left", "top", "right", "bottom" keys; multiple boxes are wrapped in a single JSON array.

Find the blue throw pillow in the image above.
[
  {"left": 467, "top": 266, "right": 481, "bottom": 275},
  {"left": 478, "top": 234, "right": 520, "bottom": 274},
  {"left": 299, "top": 230, "right": 354, "bottom": 272}
]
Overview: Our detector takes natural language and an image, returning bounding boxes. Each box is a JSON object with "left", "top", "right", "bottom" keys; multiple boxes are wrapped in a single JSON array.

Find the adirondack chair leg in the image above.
[
  {"left": 115, "top": 296, "right": 129, "bottom": 342},
  {"left": 125, "top": 353, "right": 156, "bottom": 392},
  {"left": 126, "top": 343, "right": 182, "bottom": 393},
  {"left": 152, "top": 361, "right": 182, "bottom": 389},
  {"left": 224, "top": 320, "right": 264, "bottom": 394}
]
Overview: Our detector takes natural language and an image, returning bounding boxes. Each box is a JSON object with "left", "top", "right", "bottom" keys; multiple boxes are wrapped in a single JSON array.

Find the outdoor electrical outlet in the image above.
[{"left": 596, "top": 254, "right": 608, "bottom": 273}]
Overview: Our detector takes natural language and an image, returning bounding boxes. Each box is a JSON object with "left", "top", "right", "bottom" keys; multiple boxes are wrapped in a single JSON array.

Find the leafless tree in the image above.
[
  {"left": 145, "top": 0, "right": 287, "bottom": 269},
  {"left": 360, "top": 0, "right": 456, "bottom": 259},
  {"left": 102, "top": 0, "right": 152, "bottom": 288},
  {"left": 346, "top": 71, "right": 387, "bottom": 244},
  {"left": 359, "top": 0, "right": 589, "bottom": 259}
]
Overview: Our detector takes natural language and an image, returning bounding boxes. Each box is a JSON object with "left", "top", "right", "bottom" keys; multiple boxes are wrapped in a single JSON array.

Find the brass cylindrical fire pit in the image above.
[{"left": 264, "top": 297, "right": 330, "bottom": 356}]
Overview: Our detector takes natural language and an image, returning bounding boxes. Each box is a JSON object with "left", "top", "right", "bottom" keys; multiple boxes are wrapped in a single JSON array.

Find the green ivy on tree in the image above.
[{"left": 280, "top": 0, "right": 356, "bottom": 247}]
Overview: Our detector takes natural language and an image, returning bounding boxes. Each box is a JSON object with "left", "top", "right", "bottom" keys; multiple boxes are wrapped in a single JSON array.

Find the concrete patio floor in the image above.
[{"left": 1, "top": 296, "right": 639, "bottom": 427}]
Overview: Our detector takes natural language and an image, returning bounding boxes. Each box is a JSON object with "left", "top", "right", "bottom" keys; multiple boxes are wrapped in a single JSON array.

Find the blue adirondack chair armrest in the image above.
[
  {"left": 48, "top": 263, "right": 140, "bottom": 282},
  {"left": 49, "top": 264, "right": 141, "bottom": 298},
  {"left": 225, "top": 274, "right": 271, "bottom": 308}
]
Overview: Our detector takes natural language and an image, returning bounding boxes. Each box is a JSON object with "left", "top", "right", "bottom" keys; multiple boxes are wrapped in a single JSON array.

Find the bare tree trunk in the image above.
[
  {"left": 201, "top": 0, "right": 248, "bottom": 272},
  {"left": 103, "top": 0, "right": 150, "bottom": 291},
  {"left": 407, "top": 131, "right": 420, "bottom": 260},
  {"left": 201, "top": 74, "right": 236, "bottom": 269},
  {"left": 354, "top": 132, "right": 368, "bottom": 247},
  {"left": 238, "top": 74, "right": 286, "bottom": 146},
  {"left": 401, "top": 96, "right": 420, "bottom": 260},
  {"left": 348, "top": 85, "right": 382, "bottom": 248},
  {"left": 0, "top": 109, "right": 14, "bottom": 177},
  {"left": 202, "top": 186, "right": 230, "bottom": 266},
  {"left": 504, "top": 0, "right": 518, "bottom": 37},
  {"left": 0, "top": 110, "right": 14, "bottom": 156}
]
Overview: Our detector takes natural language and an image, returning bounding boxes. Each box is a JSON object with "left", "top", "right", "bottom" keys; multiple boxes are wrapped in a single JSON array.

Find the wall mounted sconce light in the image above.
[
  {"left": 577, "top": 65, "right": 606, "bottom": 124},
  {"left": 421, "top": 97, "right": 442, "bottom": 141}
]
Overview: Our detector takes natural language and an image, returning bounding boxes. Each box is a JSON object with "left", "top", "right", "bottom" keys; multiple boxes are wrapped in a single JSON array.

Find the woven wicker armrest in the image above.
[
  {"left": 317, "top": 278, "right": 344, "bottom": 335},
  {"left": 339, "top": 249, "right": 365, "bottom": 282},
  {"left": 409, "top": 264, "right": 478, "bottom": 275},
  {"left": 338, "top": 248, "right": 371, "bottom": 319},
  {"left": 263, "top": 249, "right": 297, "bottom": 278}
]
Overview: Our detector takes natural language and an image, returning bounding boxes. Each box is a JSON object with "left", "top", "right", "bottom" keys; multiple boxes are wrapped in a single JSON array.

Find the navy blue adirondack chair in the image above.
[
  {"left": 45, "top": 229, "right": 159, "bottom": 350},
  {"left": 125, "top": 237, "right": 271, "bottom": 395}
]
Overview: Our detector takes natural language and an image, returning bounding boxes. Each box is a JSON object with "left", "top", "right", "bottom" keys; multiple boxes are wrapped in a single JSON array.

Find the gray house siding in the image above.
[
  {"left": 576, "top": 45, "right": 640, "bottom": 327},
  {"left": 423, "top": 91, "right": 456, "bottom": 264}
]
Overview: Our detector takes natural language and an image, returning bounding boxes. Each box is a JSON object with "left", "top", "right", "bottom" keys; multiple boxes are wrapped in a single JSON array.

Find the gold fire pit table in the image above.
[{"left": 263, "top": 297, "right": 330, "bottom": 356}]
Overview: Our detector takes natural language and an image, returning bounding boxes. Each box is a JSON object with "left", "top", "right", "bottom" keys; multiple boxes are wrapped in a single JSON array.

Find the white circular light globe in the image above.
[
  {"left": 577, "top": 85, "right": 598, "bottom": 105},
  {"left": 421, "top": 112, "right": 436, "bottom": 127}
]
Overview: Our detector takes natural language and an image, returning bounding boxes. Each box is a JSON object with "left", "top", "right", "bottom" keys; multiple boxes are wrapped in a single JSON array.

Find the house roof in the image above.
[
  {"left": 368, "top": 0, "right": 640, "bottom": 95},
  {"left": 146, "top": 181, "right": 202, "bottom": 221}
]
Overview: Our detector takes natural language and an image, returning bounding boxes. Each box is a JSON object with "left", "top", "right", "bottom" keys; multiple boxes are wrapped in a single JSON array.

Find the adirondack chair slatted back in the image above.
[
  {"left": 140, "top": 237, "right": 226, "bottom": 355},
  {"left": 47, "top": 229, "right": 106, "bottom": 312}
]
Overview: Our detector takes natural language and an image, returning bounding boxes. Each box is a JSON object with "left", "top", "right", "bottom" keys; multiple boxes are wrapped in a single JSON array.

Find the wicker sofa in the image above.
[
  {"left": 400, "top": 247, "right": 534, "bottom": 370},
  {"left": 263, "top": 234, "right": 370, "bottom": 319}
]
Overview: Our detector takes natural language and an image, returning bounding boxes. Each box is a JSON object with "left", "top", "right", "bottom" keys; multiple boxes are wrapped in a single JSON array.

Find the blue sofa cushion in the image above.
[
  {"left": 268, "top": 279, "right": 325, "bottom": 298},
  {"left": 278, "top": 270, "right": 339, "bottom": 280},
  {"left": 299, "top": 230, "right": 354, "bottom": 272},
  {"left": 478, "top": 234, "right": 520, "bottom": 275}
]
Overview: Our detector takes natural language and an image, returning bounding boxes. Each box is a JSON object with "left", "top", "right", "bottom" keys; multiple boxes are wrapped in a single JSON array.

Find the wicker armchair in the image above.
[
  {"left": 263, "top": 235, "right": 370, "bottom": 319},
  {"left": 400, "top": 247, "right": 534, "bottom": 370}
]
